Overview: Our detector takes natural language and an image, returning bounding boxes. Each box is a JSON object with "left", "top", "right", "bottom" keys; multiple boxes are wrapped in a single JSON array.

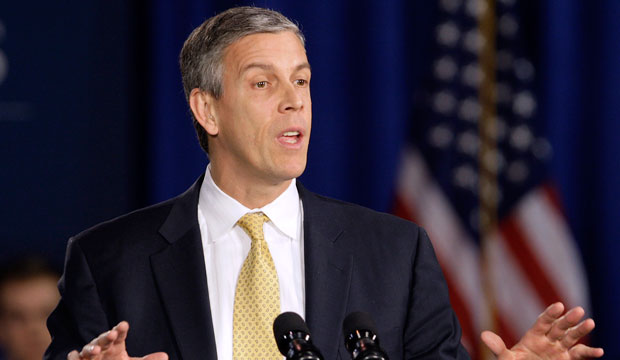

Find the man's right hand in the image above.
[{"left": 67, "top": 321, "right": 168, "bottom": 360}]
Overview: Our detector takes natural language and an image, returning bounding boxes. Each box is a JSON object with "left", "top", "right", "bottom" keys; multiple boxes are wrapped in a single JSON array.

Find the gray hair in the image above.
[{"left": 179, "top": 6, "right": 305, "bottom": 153}]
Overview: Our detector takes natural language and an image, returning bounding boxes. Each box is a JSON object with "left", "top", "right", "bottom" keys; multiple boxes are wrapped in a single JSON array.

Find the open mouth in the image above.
[{"left": 281, "top": 131, "right": 301, "bottom": 144}]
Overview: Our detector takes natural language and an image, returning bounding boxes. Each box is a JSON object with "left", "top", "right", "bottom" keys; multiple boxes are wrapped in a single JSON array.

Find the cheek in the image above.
[
  {"left": 246, "top": 109, "right": 277, "bottom": 142},
  {"left": 221, "top": 92, "right": 280, "bottom": 148}
]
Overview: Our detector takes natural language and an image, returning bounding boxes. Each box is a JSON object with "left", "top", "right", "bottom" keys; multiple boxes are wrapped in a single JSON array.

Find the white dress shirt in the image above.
[{"left": 197, "top": 165, "right": 305, "bottom": 360}]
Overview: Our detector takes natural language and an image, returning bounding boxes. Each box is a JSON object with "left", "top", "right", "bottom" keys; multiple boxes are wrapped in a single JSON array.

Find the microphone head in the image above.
[
  {"left": 343, "top": 312, "right": 389, "bottom": 359},
  {"left": 273, "top": 312, "right": 311, "bottom": 355},
  {"left": 343, "top": 311, "right": 378, "bottom": 336}
]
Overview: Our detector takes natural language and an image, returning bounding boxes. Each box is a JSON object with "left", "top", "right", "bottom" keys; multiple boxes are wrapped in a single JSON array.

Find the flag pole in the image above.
[{"left": 478, "top": 0, "right": 498, "bottom": 358}]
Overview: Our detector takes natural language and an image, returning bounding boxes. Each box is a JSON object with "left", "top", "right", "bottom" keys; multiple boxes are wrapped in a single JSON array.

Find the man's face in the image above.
[
  {"left": 208, "top": 31, "right": 312, "bottom": 187},
  {"left": 0, "top": 276, "right": 59, "bottom": 360}
]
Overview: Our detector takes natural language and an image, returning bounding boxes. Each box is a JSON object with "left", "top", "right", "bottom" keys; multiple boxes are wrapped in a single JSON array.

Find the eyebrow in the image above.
[
  {"left": 239, "top": 62, "right": 312, "bottom": 76},
  {"left": 295, "top": 63, "right": 312, "bottom": 72}
]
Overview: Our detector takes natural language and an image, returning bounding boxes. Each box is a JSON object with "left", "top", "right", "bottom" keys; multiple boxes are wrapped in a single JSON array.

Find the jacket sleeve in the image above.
[
  {"left": 44, "top": 237, "right": 111, "bottom": 360},
  {"left": 403, "top": 228, "right": 470, "bottom": 359}
]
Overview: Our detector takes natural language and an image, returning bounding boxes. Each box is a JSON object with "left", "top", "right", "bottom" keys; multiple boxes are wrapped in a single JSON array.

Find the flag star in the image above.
[
  {"left": 440, "top": 0, "right": 463, "bottom": 13},
  {"left": 513, "top": 91, "right": 537, "bottom": 118},
  {"left": 465, "top": 0, "right": 487, "bottom": 18},
  {"left": 514, "top": 58, "right": 535, "bottom": 82},
  {"left": 498, "top": 14, "right": 519, "bottom": 38},
  {"left": 463, "top": 28, "right": 485, "bottom": 54},
  {"left": 532, "top": 138, "right": 553, "bottom": 160},
  {"left": 458, "top": 97, "right": 481, "bottom": 122},
  {"left": 510, "top": 125, "right": 533, "bottom": 151},
  {"left": 435, "top": 56, "right": 458, "bottom": 81},
  {"left": 461, "top": 63, "right": 483, "bottom": 88},
  {"left": 457, "top": 131, "right": 480, "bottom": 156},
  {"left": 453, "top": 164, "right": 478, "bottom": 191},
  {"left": 437, "top": 22, "right": 461, "bottom": 47},
  {"left": 428, "top": 125, "right": 454, "bottom": 148},
  {"left": 433, "top": 91, "right": 457, "bottom": 114}
]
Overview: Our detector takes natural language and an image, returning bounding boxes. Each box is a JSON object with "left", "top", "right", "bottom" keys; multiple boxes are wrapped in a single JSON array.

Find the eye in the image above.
[
  {"left": 295, "top": 79, "right": 308, "bottom": 87},
  {"left": 255, "top": 81, "right": 268, "bottom": 89}
]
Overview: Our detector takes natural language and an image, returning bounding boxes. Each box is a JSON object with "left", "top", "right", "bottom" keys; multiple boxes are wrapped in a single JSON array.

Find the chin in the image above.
[{"left": 276, "top": 161, "right": 307, "bottom": 181}]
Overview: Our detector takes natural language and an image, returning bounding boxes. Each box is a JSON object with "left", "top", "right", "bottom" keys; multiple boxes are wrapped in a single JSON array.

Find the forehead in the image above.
[{"left": 222, "top": 31, "right": 308, "bottom": 73}]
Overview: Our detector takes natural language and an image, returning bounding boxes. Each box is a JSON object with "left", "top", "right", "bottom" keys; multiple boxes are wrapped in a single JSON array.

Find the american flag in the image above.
[{"left": 393, "top": 0, "right": 590, "bottom": 358}]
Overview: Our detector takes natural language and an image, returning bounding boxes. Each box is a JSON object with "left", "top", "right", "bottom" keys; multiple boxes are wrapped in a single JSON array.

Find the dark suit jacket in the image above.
[{"left": 45, "top": 176, "right": 469, "bottom": 360}]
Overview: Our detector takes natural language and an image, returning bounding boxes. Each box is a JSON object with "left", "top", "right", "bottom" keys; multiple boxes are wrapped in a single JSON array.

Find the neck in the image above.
[{"left": 209, "top": 164, "right": 292, "bottom": 209}]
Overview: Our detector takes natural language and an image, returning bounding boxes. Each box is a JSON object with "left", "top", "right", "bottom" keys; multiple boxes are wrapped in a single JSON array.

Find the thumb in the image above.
[
  {"left": 481, "top": 330, "right": 508, "bottom": 356},
  {"left": 140, "top": 352, "right": 168, "bottom": 360}
]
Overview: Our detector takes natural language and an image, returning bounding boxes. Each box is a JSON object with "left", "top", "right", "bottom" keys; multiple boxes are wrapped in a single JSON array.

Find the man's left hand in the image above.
[{"left": 481, "top": 302, "right": 604, "bottom": 359}]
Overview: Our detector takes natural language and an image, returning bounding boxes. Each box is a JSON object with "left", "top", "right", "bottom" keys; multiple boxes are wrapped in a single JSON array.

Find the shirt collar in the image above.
[{"left": 198, "top": 164, "right": 300, "bottom": 243}]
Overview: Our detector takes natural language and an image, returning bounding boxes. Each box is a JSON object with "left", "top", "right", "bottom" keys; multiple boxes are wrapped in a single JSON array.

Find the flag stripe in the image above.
[
  {"left": 496, "top": 313, "right": 518, "bottom": 350},
  {"left": 515, "top": 188, "right": 590, "bottom": 309},
  {"left": 397, "top": 149, "right": 484, "bottom": 328},
  {"left": 442, "top": 263, "right": 478, "bottom": 358},
  {"left": 499, "top": 216, "right": 563, "bottom": 307},
  {"left": 392, "top": 193, "right": 416, "bottom": 224},
  {"left": 489, "top": 232, "right": 545, "bottom": 336},
  {"left": 541, "top": 183, "right": 566, "bottom": 218},
  {"left": 393, "top": 192, "right": 477, "bottom": 355}
]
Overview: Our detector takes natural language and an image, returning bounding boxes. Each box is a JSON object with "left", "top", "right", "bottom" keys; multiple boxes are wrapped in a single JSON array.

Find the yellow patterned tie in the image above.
[{"left": 233, "top": 212, "right": 281, "bottom": 360}]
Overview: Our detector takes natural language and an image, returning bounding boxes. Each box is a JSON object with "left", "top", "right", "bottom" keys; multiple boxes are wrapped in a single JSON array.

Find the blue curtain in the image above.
[
  {"left": 0, "top": 1, "right": 137, "bottom": 266},
  {"left": 541, "top": 1, "right": 620, "bottom": 355}
]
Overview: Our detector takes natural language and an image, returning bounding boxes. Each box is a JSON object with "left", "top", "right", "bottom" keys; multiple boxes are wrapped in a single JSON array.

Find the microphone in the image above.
[
  {"left": 273, "top": 312, "right": 324, "bottom": 360},
  {"left": 342, "top": 311, "right": 390, "bottom": 360}
]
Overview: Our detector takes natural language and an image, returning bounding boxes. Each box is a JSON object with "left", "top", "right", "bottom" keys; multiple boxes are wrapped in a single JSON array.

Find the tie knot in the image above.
[{"left": 237, "top": 212, "right": 270, "bottom": 243}]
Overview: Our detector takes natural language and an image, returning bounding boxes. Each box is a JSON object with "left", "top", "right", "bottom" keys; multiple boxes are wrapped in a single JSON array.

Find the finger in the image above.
[
  {"left": 114, "top": 321, "right": 130, "bottom": 344},
  {"left": 67, "top": 350, "right": 80, "bottom": 360},
  {"left": 82, "top": 327, "right": 119, "bottom": 356},
  {"left": 94, "top": 329, "right": 117, "bottom": 351},
  {"left": 480, "top": 330, "right": 508, "bottom": 356},
  {"left": 79, "top": 343, "right": 101, "bottom": 359},
  {"left": 568, "top": 343, "right": 604, "bottom": 359},
  {"left": 561, "top": 318, "right": 595, "bottom": 348},
  {"left": 547, "top": 306, "right": 585, "bottom": 340},
  {"left": 529, "top": 302, "right": 565, "bottom": 336},
  {"left": 141, "top": 352, "right": 169, "bottom": 360}
]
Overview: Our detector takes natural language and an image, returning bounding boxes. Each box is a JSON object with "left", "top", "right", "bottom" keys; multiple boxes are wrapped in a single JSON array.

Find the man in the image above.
[
  {"left": 0, "top": 256, "right": 60, "bottom": 360},
  {"left": 45, "top": 6, "right": 603, "bottom": 360}
]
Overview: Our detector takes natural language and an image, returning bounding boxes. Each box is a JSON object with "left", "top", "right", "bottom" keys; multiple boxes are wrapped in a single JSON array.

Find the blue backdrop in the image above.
[
  {"left": 0, "top": 0, "right": 141, "bottom": 260},
  {"left": 540, "top": 1, "right": 620, "bottom": 356},
  {"left": 0, "top": 0, "right": 618, "bottom": 357}
]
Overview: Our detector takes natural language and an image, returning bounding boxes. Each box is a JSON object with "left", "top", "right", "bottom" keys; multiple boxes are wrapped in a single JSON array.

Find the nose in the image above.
[{"left": 278, "top": 82, "right": 304, "bottom": 113}]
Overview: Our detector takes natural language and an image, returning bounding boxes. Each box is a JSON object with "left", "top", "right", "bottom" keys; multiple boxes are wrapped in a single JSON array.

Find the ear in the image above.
[{"left": 189, "top": 88, "right": 219, "bottom": 136}]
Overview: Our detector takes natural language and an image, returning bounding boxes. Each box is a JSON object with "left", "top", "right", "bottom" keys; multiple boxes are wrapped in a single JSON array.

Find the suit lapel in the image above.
[
  {"left": 298, "top": 183, "right": 353, "bottom": 360},
  {"left": 150, "top": 176, "right": 218, "bottom": 360}
]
